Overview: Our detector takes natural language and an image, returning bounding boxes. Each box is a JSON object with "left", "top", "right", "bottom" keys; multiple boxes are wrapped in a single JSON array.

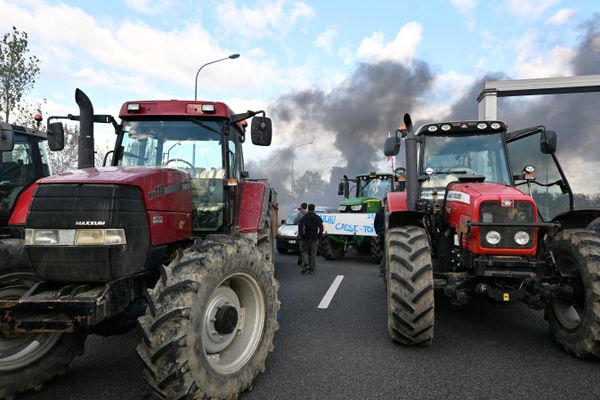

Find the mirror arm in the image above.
[
  {"left": 230, "top": 110, "right": 265, "bottom": 125},
  {"left": 48, "top": 114, "right": 121, "bottom": 134}
]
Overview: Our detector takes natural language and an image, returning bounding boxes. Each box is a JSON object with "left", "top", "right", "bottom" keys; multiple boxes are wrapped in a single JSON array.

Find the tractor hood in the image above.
[
  {"left": 446, "top": 182, "right": 530, "bottom": 205},
  {"left": 339, "top": 197, "right": 382, "bottom": 213},
  {"left": 340, "top": 197, "right": 372, "bottom": 206},
  {"left": 37, "top": 167, "right": 192, "bottom": 212}
]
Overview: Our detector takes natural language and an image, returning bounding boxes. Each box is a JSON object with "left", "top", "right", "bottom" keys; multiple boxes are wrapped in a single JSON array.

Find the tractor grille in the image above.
[
  {"left": 26, "top": 184, "right": 149, "bottom": 282},
  {"left": 478, "top": 200, "right": 535, "bottom": 249}
]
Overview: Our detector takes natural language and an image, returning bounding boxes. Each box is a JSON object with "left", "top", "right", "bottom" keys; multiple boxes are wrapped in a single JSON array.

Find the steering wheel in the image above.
[
  {"left": 165, "top": 158, "right": 196, "bottom": 175},
  {"left": 122, "top": 151, "right": 145, "bottom": 162}
]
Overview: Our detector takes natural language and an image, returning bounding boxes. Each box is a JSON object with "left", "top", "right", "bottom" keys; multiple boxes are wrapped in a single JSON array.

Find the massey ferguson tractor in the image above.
[
  {"left": 0, "top": 89, "right": 279, "bottom": 399},
  {"left": 382, "top": 113, "right": 600, "bottom": 358},
  {"left": 320, "top": 171, "right": 404, "bottom": 260}
]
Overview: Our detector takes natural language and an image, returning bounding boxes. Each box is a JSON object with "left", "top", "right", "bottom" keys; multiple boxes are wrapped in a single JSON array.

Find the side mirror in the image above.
[
  {"left": 281, "top": 219, "right": 286, "bottom": 225},
  {"left": 47, "top": 122, "right": 65, "bottom": 151},
  {"left": 0, "top": 127, "right": 14, "bottom": 151},
  {"left": 337, "top": 181, "right": 344, "bottom": 196},
  {"left": 541, "top": 130, "right": 556, "bottom": 154},
  {"left": 241, "top": 170, "right": 249, "bottom": 178},
  {"left": 251, "top": 117, "right": 272, "bottom": 146},
  {"left": 384, "top": 136, "right": 400, "bottom": 156}
]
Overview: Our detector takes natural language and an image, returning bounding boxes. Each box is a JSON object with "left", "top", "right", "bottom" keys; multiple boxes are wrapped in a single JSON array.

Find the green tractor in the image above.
[{"left": 320, "top": 171, "right": 405, "bottom": 260}]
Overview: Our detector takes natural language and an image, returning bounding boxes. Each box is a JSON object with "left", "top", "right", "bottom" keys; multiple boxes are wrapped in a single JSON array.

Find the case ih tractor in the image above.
[
  {"left": 0, "top": 89, "right": 279, "bottom": 399},
  {"left": 382, "top": 113, "right": 600, "bottom": 358},
  {"left": 320, "top": 172, "right": 404, "bottom": 260}
]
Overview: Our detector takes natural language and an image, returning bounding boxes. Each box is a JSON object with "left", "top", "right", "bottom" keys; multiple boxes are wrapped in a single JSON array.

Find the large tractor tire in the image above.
[
  {"left": 137, "top": 237, "right": 280, "bottom": 399},
  {"left": 319, "top": 236, "right": 346, "bottom": 260},
  {"left": 386, "top": 226, "right": 434, "bottom": 346},
  {"left": 0, "top": 262, "right": 86, "bottom": 400},
  {"left": 546, "top": 229, "right": 600, "bottom": 358},
  {"left": 370, "top": 236, "right": 383, "bottom": 262}
]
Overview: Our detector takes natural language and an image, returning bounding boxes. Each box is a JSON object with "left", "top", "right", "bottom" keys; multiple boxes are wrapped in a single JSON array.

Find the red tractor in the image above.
[
  {"left": 0, "top": 89, "right": 279, "bottom": 399},
  {"left": 383, "top": 114, "right": 600, "bottom": 358}
]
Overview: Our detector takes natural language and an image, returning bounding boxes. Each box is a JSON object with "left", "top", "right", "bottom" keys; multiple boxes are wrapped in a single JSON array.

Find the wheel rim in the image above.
[
  {"left": 0, "top": 278, "right": 61, "bottom": 371},
  {"left": 202, "top": 272, "right": 265, "bottom": 375},
  {"left": 552, "top": 255, "right": 585, "bottom": 331},
  {"left": 552, "top": 300, "right": 582, "bottom": 330}
]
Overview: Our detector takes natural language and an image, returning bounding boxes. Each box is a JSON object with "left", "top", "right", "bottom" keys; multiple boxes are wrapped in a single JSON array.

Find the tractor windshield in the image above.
[
  {"left": 421, "top": 133, "right": 510, "bottom": 198},
  {"left": 117, "top": 119, "right": 226, "bottom": 231},
  {"left": 356, "top": 175, "right": 394, "bottom": 200}
]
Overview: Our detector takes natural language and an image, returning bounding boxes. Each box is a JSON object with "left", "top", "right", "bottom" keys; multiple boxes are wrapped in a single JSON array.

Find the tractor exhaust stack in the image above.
[{"left": 75, "top": 88, "right": 95, "bottom": 169}]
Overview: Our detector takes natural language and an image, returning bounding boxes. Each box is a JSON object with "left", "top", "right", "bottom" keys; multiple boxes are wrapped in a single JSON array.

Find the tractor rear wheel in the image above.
[
  {"left": 0, "top": 264, "right": 86, "bottom": 399},
  {"left": 386, "top": 226, "right": 434, "bottom": 345},
  {"left": 319, "top": 236, "right": 346, "bottom": 260},
  {"left": 137, "top": 237, "right": 280, "bottom": 399},
  {"left": 546, "top": 229, "right": 600, "bottom": 358}
]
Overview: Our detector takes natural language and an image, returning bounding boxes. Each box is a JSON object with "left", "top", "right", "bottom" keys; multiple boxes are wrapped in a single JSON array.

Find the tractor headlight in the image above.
[
  {"left": 351, "top": 205, "right": 362, "bottom": 211},
  {"left": 76, "top": 229, "right": 105, "bottom": 245},
  {"left": 105, "top": 229, "right": 127, "bottom": 245},
  {"left": 514, "top": 231, "right": 530, "bottom": 245},
  {"left": 25, "top": 228, "right": 126, "bottom": 246},
  {"left": 485, "top": 230, "right": 501, "bottom": 245},
  {"left": 338, "top": 205, "right": 346, "bottom": 211},
  {"left": 32, "top": 229, "right": 60, "bottom": 245}
]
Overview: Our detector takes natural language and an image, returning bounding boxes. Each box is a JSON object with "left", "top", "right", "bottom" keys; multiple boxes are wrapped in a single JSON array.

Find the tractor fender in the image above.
[
  {"left": 239, "top": 181, "right": 277, "bottom": 237},
  {"left": 386, "top": 191, "right": 407, "bottom": 213},
  {"left": 551, "top": 209, "right": 600, "bottom": 232},
  {"left": 387, "top": 210, "right": 426, "bottom": 230},
  {"left": 386, "top": 191, "right": 425, "bottom": 229}
]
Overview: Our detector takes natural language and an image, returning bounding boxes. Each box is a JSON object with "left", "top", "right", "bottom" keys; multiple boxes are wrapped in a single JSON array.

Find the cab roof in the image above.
[
  {"left": 0, "top": 122, "right": 47, "bottom": 140},
  {"left": 119, "top": 100, "right": 236, "bottom": 119},
  {"left": 356, "top": 172, "right": 394, "bottom": 178}
]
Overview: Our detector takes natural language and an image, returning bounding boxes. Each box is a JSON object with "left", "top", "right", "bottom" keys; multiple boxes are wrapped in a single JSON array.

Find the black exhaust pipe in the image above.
[
  {"left": 75, "top": 88, "right": 94, "bottom": 169},
  {"left": 403, "top": 113, "right": 418, "bottom": 211}
]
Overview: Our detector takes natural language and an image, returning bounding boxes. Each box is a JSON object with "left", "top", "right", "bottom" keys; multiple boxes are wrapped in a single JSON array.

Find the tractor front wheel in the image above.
[
  {"left": 319, "top": 237, "right": 346, "bottom": 260},
  {"left": 0, "top": 264, "right": 86, "bottom": 399},
  {"left": 546, "top": 229, "right": 600, "bottom": 358},
  {"left": 137, "top": 237, "right": 280, "bottom": 399},
  {"left": 370, "top": 236, "right": 383, "bottom": 262},
  {"left": 386, "top": 226, "right": 434, "bottom": 345}
]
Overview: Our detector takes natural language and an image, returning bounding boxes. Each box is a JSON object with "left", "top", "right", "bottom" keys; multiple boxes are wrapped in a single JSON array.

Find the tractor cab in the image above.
[
  {"left": 418, "top": 122, "right": 511, "bottom": 200},
  {"left": 0, "top": 123, "right": 64, "bottom": 228},
  {"left": 356, "top": 173, "right": 396, "bottom": 200},
  {"left": 338, "top": 172, "right": 401, "bottom": 212},
  {"left": 112, "top": 101, "right": 271, "bottom": 233}
]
